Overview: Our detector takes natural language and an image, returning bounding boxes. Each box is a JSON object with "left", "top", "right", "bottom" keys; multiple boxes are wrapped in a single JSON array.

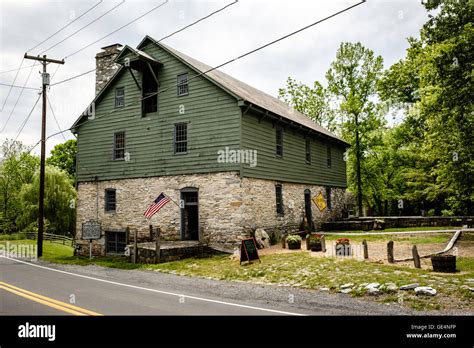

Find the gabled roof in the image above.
[
  {"left": 73, "top": 35, "right": 347, "bottom": 146},
  {"left": 140, "top": 35, "right": 347, "bottom": 145},
  {"left": 115, "top": 45, "right": 163, "bottom": 66}
]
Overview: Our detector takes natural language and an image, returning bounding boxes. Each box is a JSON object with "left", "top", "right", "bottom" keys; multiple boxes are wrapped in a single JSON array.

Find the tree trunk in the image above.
[{"left": 355, "top": 115, "right": 363, "bottom": 217}]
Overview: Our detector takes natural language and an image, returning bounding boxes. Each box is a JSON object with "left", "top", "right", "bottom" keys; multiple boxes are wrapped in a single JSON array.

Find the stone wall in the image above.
[
  {"left": 240, "top": 178, "right": 346, "bottom": 235},
  {"left": 76, "top": 172, "right": 246, "bottom": 255},
  {"left": 76, "top": 172, "right": 346, "bottom": 256}
]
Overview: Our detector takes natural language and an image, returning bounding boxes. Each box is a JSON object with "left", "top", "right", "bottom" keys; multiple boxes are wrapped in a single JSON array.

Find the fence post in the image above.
[
  {"left": 155, "top": 227, "right": 161, "bottom": 264},
  {"left": 320, "top": 235, "right": 326, "bottom": 253},
  {"left": 281, "top": 235, "right": 287, "bottom": 249},
  {"left": 387, "top": 241, "right": 394, "bottom": 263},
  {"left": 362, "top": 239, "right": 369, "bottom": 259},
  {"left": 133, "top": 228, "right": 138, "bottom": 264},
  {"left": 412, "top": 245, "right": 421, "bottom": 269}
]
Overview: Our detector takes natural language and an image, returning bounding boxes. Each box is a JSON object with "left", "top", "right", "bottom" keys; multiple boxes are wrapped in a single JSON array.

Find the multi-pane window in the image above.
[
  {"left": 142, "top": 68, "right": 158, "bottom": 114},
  {"left": 105, "top": 189, "right": 116, "bottom": 213},
  {"left": 276, "top": 127, "right": 283, "bottom": 157},
  {"left": 177, "top": 73, "right": 189, "bottom": 96},
  {"left": 305, "top": 138, "right": 311, "bottom": 164},
  {"left": 326, "top": 187, "right": 332, "bottom": 210},
  {"left": 174, "top": 123, "right": 187, "bottom": 154},
  {"left": 115, "top": 87, "right": 124, "bottom": 108},
  {"left": 327, "top": 145, "right": 332, "bottom": 168},
  {"left": 113, "top": 131, "right": 125, "bottom": 160},
  {"left": 106, "top": 231, "right": 126, "bottom": 254},
  {"left": 275, "top": 184, "right": 284, "bottom": 216}
]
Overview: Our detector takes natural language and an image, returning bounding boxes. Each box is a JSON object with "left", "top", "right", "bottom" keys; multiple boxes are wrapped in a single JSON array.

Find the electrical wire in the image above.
[
  {"left": 27, "top": 0, "right": 104, "bottom": 53},
  {"left": 40, "top": 0, "right": 125, "bottom": 55},
  {"left": 78, "top": 0, "right": 367, "bottom": 126},
  {"left": 1, "top": 58, "right": 24, "bottom": 111},
  {"left": 46, "top": 95, "right": 67, "bottom": 141},
  {"left": 12, "top": 91, "right": 42, "bottom": 142},
  {"left": 64, "top": 0, "right": 169, "bottom": 59},
  {"left": 49, "top": 0, "right": 239, "bottom": 87},
  {"left": 0, "top": 81, "right": 38, "bottom": 90},
  {"left": 0, "top": 62, "right": 38, "bottom": 134},
  {"left": 50, "top": 68, "right": 96, "bottom": 86}
]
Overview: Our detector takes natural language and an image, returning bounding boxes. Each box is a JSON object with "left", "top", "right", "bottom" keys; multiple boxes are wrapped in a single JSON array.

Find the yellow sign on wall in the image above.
[{"left": 313, "top": 192, "right": 327, "bottom": 212}]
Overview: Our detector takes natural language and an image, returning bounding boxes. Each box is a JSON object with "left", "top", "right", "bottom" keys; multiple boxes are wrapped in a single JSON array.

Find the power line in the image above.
[
  {"left": 80, "top": 0, "right": 366, "bottom": 126},
  {"left": 46, "top": 95, "right": 67, "bottom": 141},
  {"left": 0, "top": 82, "right": 38, "bottom": 90},
  {"left": 28, "top": 0, "right": 104, "bottom": 53},
  {"left": 0, "top": 64, "right": 35, "bottom": 75},
  {"left": 12, "top": 92, "right": 42, "bottom": 142},
  {"left": 0, "top": 62, "right": 38, "bottom": 134},
  {"left": 50, "top": 68, "right": 96, "bottom": 86},
  {"left": 40, "top": 0, "right": 125, "bottom": 55},
  {"left": 157, "top": 0, "right": 238, "bottom": 42},
  {"left": 65, "top": 0, "right": 169, "bottom": 59},
  {"left": 0, "top": 1, "right": 102, "bottom": 77},
  {"left": 1, "top": 58, "right": 24, "bottom": 111},
  {"left": 48, "top": 0, "right": 239, "bottom": 87}
]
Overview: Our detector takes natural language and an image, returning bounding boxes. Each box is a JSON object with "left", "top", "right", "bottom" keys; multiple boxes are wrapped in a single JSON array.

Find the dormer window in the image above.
[
  {"left": 177, "top": 73, "right": 189, "bottom": 96},
  {"left": 142, "top": 67, "right": 158, "bottom": 114}
]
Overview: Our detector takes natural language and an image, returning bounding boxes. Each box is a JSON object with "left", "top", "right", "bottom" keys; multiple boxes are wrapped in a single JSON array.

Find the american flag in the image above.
[{"left": 144, "top": 193, "right": 171, "bottom": 219}]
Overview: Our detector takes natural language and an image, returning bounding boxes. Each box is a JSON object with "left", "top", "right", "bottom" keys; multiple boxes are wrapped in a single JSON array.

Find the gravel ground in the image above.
[{"left": 34, "top": 259, "right": 453, "bottom": 316}]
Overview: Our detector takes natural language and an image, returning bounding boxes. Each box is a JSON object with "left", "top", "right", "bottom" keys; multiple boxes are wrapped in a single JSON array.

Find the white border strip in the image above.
[{"left": 0, "top": 256, "right": 305, "bottom": 316}]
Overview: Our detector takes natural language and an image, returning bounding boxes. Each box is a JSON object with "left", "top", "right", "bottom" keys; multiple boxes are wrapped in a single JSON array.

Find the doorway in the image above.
[
  {"left": 180, "top": 188, "right": 199, "bottom": 240},
  {"left": 304, "top": 189, "right": 314, "bottom": 232}
]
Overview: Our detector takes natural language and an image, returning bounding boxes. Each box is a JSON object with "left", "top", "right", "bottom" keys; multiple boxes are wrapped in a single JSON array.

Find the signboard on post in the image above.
[
  {"left": 82, "top": 221, "right": 101, "bottom": 260},
  {"left": 81, "top": 221, "right": 101, "bottom": 240},
  {"left": 240, "top": 238, "right": 260, "bottom": 265}
]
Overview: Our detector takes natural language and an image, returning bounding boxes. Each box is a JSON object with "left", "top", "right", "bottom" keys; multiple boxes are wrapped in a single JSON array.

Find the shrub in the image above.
[
  {"left": 286, "top": 235, "right": 302, "bottom": 245},
  {"left": 308, "top": 233, "right": 322, "bottom": 246}
]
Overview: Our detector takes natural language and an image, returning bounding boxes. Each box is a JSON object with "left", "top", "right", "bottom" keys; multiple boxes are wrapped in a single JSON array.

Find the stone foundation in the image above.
[{"left": 75, "top": 172, "right": 346, "bottom": 256}]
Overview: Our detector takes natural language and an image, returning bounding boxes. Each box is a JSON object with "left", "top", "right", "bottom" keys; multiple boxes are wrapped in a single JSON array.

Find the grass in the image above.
[
  {"left": 324, "top": 234, "right": 452, "bottom": 244},
  {"left": 2, "top": 238, "right": 473, "bottom": 312},
  {"left": 0, "top": 233, "right": 30, "bottom": 241},
  {"left": 322, "top": 226, "right": 458, "bottom": 244},
  {"left": 327, "top": 226, "right": 459, "bottom": 234}
]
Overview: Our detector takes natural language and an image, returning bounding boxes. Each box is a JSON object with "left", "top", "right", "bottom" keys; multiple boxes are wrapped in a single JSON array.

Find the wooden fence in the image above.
[{"left": 21, "top": 232, "right": 76, "bottom": 248}]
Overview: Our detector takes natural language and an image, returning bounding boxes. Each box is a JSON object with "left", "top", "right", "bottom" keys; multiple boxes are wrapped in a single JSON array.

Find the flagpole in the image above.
[{"left": 163, "top": 193, "right": 181, "bottom": 208}]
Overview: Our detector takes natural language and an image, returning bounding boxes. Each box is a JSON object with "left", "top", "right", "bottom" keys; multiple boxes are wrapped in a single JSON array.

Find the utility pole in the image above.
[{"left": 24, "top": 54, "right": 64, "bottom": 258}]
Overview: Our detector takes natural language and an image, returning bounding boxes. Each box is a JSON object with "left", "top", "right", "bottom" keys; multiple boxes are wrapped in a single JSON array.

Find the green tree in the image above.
[
  {"left": 0, "top": 140, "right": 39, "bottom": 232},
  {"left": 278, "top": 77, "right": 336, "bottom": 132},
  {"left": 16, "top": 166, "right": 76, "bottom": 235},
  {"left": 46, "top": 139, "right": 77, "bottom": 181},
  {"left": 379, "top": 0, "right": 474, "bottom": 214},
  {"left": 326, "top": 42, "right": 385, "bottom": 216}
]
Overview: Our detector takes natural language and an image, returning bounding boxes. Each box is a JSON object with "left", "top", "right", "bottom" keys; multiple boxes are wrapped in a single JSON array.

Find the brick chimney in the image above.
[{"left": 95, "top": 43, "right": 123, "bottom": 95}]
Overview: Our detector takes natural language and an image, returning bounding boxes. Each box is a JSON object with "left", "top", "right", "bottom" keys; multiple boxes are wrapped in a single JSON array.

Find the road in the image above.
[{"left": 0, "top": 255, "right": 414, "bottom": 316}]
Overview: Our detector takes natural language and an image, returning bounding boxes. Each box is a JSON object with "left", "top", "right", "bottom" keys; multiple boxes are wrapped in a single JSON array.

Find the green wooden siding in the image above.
[
  {"left": 76, "top": 40, "right": 347, "bottom": 188},
  {"left": 76, "top": 42, "right": 241, "bottom": 182},
  {"left": 241, "top": 110, "right": 347, "bottom": 187}
]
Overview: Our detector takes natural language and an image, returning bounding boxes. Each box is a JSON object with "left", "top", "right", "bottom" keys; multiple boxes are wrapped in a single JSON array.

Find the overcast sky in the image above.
[{"left": 0, "top": 0, "right": 431, "bottom": 157}]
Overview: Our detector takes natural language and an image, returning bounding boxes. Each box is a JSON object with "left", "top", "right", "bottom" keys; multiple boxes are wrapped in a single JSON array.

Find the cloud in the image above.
[{"left": 0, "top": 0, "right": 430, "bottom": 156}]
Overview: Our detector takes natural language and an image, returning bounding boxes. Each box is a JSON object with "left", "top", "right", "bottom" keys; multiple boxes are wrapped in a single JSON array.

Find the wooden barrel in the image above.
[{"left": 431, "top": 255, "right": 456, "bottom": 273}]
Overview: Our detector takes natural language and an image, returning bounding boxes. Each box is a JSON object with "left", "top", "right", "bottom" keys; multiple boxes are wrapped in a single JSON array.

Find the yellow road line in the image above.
[{"left": 0, "top": 281, "right": 102, "bottom": 316}]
